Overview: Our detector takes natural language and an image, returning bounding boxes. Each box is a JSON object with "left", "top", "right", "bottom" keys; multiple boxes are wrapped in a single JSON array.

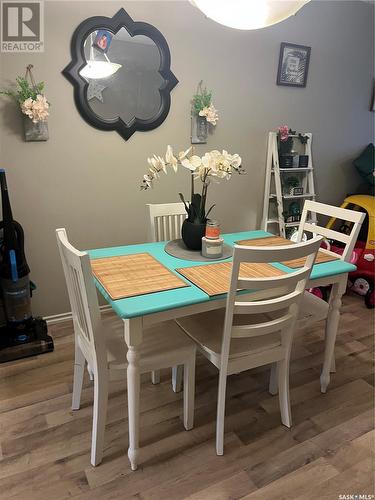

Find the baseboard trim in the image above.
[{"left": 45, "top": 305, "right": 112, "bottom": 325}]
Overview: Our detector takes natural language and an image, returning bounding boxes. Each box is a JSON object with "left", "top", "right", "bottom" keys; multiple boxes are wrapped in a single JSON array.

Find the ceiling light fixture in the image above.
[
  {"left": 80, "top": 59, "right": 121, "bottom": 80},
  {"left": 190, "top": 0, "right": 311, "bottom": 30}
]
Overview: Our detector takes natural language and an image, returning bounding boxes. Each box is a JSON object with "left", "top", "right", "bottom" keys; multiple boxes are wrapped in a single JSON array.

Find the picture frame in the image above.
[
  {"left": 93, "top": 29, "right": 113, "bottom": 54},
  {"left": 290, "top": 186, "right": 304, "bottom": 196},
  {"left": 277, "top": 42, "right": 311, "bottom": 88},
  {"left": 285, "top": 214, "right": 301, "bottom": 223}
]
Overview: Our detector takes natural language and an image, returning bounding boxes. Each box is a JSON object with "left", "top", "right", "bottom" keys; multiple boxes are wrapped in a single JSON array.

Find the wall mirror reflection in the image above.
[{"left": 63, "top": 9, "right": 178, "bottom": 140}]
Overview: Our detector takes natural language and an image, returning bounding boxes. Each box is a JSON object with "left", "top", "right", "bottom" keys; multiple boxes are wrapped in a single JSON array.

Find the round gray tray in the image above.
[{"left": 164, "top": 239, "right": 233, "bottom": 262}]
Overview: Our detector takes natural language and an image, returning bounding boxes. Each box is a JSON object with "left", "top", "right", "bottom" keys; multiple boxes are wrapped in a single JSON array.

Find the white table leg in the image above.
[
  {"left": 320, "top": 276, "right": 346, "bottom": 393},
  {"left": 124, "top": 317, "right": 143, "bottom": 471},
  {"left": 172, "top": 365, "right": 183, "bottom": 393}
]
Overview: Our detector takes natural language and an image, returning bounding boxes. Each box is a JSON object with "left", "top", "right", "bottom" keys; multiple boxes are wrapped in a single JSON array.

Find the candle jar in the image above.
[
  {"left": 201, "top": 236, "right": 224, "bottom": 259},
  {"left": 205, "top": 220, "right": 221, "bottom": 239}
]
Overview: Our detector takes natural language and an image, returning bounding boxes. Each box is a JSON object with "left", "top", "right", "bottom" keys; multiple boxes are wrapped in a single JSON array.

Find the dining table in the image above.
[{"left": 88, "top": 229, "right": 356, "bottom": 470}]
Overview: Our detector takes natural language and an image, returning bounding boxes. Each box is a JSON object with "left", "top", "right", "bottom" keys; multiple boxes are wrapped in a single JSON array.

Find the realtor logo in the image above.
[{"left": 1, "top": 0, "right": 44, "bottom": 52}]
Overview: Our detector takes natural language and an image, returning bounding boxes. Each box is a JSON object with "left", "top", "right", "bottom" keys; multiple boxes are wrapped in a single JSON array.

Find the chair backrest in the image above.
[
  {"left": 297, "top": 200, "right": 365, "bottom": 262},
  {"left": 147, "top": 202, "right": 187, "bottom": 242},
  {"left": 220, "top": 236, "right": 323, "bottom": 372},
  {"left": 56, "top": 228, "right": 104, "bottom": 363}
]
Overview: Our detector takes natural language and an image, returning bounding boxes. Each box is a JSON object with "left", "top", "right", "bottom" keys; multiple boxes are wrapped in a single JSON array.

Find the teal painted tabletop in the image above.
[{"left": 88, "top": 230, "right": 356, "bottom": 319}]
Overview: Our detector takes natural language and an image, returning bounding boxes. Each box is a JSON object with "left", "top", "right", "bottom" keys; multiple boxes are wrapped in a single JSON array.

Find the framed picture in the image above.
[
  {"left": 277, "top": 42, "right": 311, "bottom": 88},
  {"left": 290, "top": 186, "right": 304, "bottom": 196},
  {"left": 93, "top": 29, "right": 113, "bottom": 54}
]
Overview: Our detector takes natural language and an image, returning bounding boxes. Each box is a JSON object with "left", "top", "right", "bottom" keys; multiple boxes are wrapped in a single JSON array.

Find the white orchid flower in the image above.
[
  {"left": 165, "top": 145, "right": 178, "bottom": 172},
  {"left": 156, "top": 155, "right": 167, "bottom": 174},
  {"left": 143, "top": 174, "right": 153, "bottom": 188},
  {"left": 230, "top": 154, "right": 242, "bottom": 170},
  {"left": 149, "top": 168, "right": 159, "bottom": 179},
  {"left": 149, "top": 155, "right": 167, "bottom": 174},
  {"left": 209, "top": 149, "right": 221, "bottom": 157},
  {"left": 181, "top": 155, "right": 202, "bottom": 172},
  {"left": 147, "top": 157, "right": 155, "bottom": 168},
  {"left": 147, "top": 157, "right": 158, "bottom": 172},
  {"left": 178, "top": 147, "right": 192, "bottom": 161},
  {"left": 201, "top": 152, "right": 215, "bottom": 171},
  {"left": 141, "top": 145, "right": 243, "bottom": 190}
]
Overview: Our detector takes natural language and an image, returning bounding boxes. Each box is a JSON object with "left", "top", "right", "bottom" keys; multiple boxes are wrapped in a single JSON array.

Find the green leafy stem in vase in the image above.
[
  {"left": 192, "top": 80, "right": 218, "bottom": 126},
  {"left": 140, "top": 146, "right": 246, "bottom": 224},
  {"left": 0, "top": 75, "right": 49, "bottom": 123}
]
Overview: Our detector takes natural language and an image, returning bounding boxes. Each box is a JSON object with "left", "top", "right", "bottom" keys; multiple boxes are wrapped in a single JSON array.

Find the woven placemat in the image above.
[
  {"left": 176, "top": 261, "right": 285, "bottom": 297},
  {"left": 236, "top": 235, "right": 339, "bottom": 268},
  {"left": 236, "top": 235, "right": 292, "bottom": 246},
  {"left": 91, "top": 253, "right": 188, "bottom": 300},
  {"left": 282, "top": 250, "right": 339, "bottom": 269}
]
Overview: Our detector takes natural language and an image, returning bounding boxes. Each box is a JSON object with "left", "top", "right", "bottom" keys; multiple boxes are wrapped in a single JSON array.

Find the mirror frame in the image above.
[{"left": 62, "top": 8, "right": 178, "bottom": 140}]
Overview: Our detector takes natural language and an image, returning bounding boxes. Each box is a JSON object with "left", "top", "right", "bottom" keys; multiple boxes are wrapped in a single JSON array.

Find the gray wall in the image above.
[{"left": 0, "top": 0, "right": 373, "bottom": 317}]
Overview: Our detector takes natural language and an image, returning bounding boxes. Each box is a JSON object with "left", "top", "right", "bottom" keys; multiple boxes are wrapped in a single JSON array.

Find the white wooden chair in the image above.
[
  {"left": 146, "top": 202, "right": 187, "bottom": 242},
  {"left": 297, "top": 200, "right": 365, "bottom": 262},
  {"left": 56, "top": 228, "right": 195, "bottom": 466},
  {"left": 176, "top": 236, "right": 322, "bottom": 455},
  {"left": 146, "top": 202, "right": 187, "bottom": 391},
  {"left": 295, "top": 200, "right": 365, "bottom": 371}
]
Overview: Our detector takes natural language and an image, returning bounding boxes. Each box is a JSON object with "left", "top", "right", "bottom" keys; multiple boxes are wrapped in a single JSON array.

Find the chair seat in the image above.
[
  {"left": 176, "top": 309, "right": 281, "bottom": 362},
  {"left": 298, "top": 291, "right": 329, "bottom": 326},
  {"left": 104, "top": 318, "right": 195, "bottom": 370}
]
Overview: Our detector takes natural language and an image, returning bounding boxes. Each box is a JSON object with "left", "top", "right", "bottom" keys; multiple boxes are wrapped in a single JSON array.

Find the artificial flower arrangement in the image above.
[
  {"left": 0, "top": 75, "right": 49, "bottom": 123},
  {"left": 277, "top": 125, "right": 309, "bottom": 155},
  {"left": 192, "top": 81, "right": 218, "bottom": 126},
  {"left": 141, "top": 146, "right": 245, "bottom": 249}
]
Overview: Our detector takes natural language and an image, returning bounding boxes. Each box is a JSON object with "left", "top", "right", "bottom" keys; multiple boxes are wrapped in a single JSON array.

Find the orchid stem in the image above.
[{"left": 191, "top": 172, "right": 194, "bottom": 201}]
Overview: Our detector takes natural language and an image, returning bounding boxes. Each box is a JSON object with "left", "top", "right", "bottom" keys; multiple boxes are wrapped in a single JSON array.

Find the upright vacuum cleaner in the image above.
[{"left": 0, "top": 169, "right": 53, "bottom": 363}]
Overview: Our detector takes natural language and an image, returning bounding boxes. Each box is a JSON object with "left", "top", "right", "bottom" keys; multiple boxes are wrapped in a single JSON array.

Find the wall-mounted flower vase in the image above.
[
  {"left": 23, "top": 116, "right": 49, "bottom": 142},
  {"left": 190, "top": 80, "right": 218, "bottom": 145},
  {"left": 191, "top": 114, "right": 208, "bottom": 144},
  {"left": 0, "top": 65, "right": 49, "bottom": 142}
]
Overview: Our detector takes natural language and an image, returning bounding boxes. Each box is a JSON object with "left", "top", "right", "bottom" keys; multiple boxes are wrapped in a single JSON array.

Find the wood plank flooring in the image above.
[{"left": 0, "top": 291, "right": 374, "bottom": 499}]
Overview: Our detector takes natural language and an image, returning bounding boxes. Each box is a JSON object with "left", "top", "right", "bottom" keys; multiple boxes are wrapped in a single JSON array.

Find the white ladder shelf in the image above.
[{"left": 262, "top": 131, "right": 317, "bottom": 238}]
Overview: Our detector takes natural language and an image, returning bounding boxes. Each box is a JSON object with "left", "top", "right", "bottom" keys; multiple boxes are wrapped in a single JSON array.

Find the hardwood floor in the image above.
[{"left": 0, "top": 292, "right": 373, "bottom": 499}]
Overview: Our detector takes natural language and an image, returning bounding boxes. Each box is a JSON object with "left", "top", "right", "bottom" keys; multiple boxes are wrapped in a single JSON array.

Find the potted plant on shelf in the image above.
[
  {"left": 141, "top": 146, "right": 245, "bottom": 250},
  {"left": 277, "top": 126, "right": 310, "bottom": 168},
  {"left": 0, "top": 65, "right": 49, "bottom": 141}
]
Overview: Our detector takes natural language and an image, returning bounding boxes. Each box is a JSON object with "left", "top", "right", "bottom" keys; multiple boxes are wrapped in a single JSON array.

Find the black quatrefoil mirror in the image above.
[{"left": 62, "top": 8, "right": 178, "bottom": 140}]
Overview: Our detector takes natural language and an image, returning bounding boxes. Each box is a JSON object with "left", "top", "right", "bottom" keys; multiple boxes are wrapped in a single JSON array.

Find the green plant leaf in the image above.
[
  {"left": 178, "top": 192, "right": 189, "bottom": 214},
  {"left": 205, "top": 204, "right": 215, "bottom": 219},
  {"left": 0, "top": 76, "right": 47, "bottom": 103},
  {"left": 192, "top": 86, "right": 212, "bottom": 113}
]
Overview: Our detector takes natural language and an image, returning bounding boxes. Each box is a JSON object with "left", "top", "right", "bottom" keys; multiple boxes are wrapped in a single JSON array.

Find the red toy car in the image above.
[{"left": 326, "top": 195, "right": 375, "bottom": 308}]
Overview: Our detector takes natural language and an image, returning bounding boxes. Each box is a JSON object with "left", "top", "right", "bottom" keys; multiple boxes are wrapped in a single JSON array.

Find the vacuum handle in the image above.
[{"left": 0, "top": 220, "right": 30, "bottom": 279}]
